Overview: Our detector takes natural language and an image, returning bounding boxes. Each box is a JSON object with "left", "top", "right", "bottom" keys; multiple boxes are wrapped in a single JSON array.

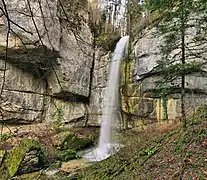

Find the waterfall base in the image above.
[{"left": 83, "top": 143, "right": 123, "bottom": 162}]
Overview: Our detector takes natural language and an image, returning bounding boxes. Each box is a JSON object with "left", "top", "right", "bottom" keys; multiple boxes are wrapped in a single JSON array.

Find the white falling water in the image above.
[{"left": 84, "top": 36, "right": 129, "bottom": 162}]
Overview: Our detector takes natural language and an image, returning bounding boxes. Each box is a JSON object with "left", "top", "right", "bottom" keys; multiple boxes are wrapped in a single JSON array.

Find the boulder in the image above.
[
  {"left": 60, "top": 133, "right": 93, "bottom": 151},
  {"left": 56, "top": 149, "right": 77, "bottom": 162},
  {"left": 5, "top": 138, "right": 45, "bottom": 177}
]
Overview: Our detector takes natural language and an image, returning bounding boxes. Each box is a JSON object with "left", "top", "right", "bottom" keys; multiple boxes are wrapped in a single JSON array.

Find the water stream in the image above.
[{"left": 83, "top": 36, "right": 129, "bottom": 162}]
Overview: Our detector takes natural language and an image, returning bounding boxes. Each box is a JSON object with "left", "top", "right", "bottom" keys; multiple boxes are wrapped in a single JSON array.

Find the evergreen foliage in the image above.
[{"left": 144, "top": 0, "right": 207, "bottom": 126}]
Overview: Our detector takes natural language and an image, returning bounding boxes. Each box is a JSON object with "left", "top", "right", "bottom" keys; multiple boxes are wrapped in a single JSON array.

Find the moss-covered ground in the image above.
[{"left": 64, "top": 118, "right": 207, "bottom": 180}]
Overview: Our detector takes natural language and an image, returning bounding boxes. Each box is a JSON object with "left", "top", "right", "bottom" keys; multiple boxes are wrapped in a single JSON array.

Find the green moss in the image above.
[
  {"left": 95, "top": 32, "right": 121, "bottom": 51},
  {"left": 60, "top": 134, "right": 92, "bottom": 151},
  {"left": 194, "top": 104, "right": 207, "bottom": 119},
  {"left": 15, "top": 172, "right": 41, "bottom": 180},
  {"left": 5, "top": 138, "right": 45, "bottom": 177},
  {"left": 48, "top": 161, "right": 62, "bottom": 170},
  {"left": 56, "top": 149, "right": 77, "bottom": 162},
  {"left": 0, "top": 150, "right": 5, "bottom": 164},
  {"left": 0, "top": 163, "right": 10, "bottom": 180}
]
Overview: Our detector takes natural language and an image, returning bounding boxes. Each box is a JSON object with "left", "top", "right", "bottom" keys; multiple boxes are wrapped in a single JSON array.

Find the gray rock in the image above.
[
  {"left": 0, "top": 0, "right": 95, "bottom": 126},
  {"left": 18, "top": 150, "right": 40, "bottom": 174},
  {"left": 0, "top": 60, "right": 46, "bottom": 124},
  {"left": 88, "top": 51, "right": 109, "bottom": 125},
  {"left": 47, "top": 25, "right": 93, "bottom": 97},
  {"left": 0, "top": 0, "right": 61, "bottom": 50},
  {"left": 45, "top": 98, "right": 86, "bottom": 127},
  {"left": 134, "top": 28, "right": 162, "bottom": 80},
  {"left": 133, "top": 26, "right": 207, "bottom": 120}
]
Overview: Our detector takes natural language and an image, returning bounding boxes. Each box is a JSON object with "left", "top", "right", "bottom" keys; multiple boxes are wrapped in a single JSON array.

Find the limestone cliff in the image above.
[
  {"left": 0, "top": 0, "right": 106, "bottom": 126},
  {"left": 133, "top": 27, "right": 207, "bottom": 120}
]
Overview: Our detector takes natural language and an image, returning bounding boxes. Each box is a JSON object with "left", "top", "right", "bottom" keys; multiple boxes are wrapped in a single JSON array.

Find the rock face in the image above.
[
  {"left": 47, "top": 22, "right": 93, "bottom": 97},
  {"left": 0, "top": 0, "right": 61, "bottom": 50},
  {"left": 120, "top": 60, "right": 157, "bottom": 128},
  {"left": 88, "top": 50, "right": 109, "bottom": 125},
  {"left": 134, "top": 27, "right": 207, "bottom": 120},
  {"left": 134, "top": 29, "right": 162, "bottom": 81},
  {"left": 0, "top": 0, "right": 95, "bottom": 125},
  {"left": 0, "top": 60, "right": 46, "bottom": 123}
]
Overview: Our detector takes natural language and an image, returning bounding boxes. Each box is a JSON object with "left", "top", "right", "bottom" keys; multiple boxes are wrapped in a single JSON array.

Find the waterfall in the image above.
[{"left": 84, "top": 36, "right": 129, "bottom": 162}]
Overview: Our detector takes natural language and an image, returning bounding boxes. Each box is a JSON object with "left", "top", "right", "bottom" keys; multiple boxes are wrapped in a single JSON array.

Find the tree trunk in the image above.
[{"left": 181, "top": 0, "right": 186, "bottom": 128}]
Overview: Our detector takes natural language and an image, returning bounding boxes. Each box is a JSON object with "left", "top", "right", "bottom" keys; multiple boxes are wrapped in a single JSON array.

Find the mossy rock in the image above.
[
  {"left": 47, "top": 161, "right": 62, "bottom": 170},
  {"left": 56, "top": 149, "right": 77, "bottom": 162},
  {"left": 15, "top": 172, "right": 41, "bottom": 180},
  {"left": 16, "top": 172, "right": 57, "bottom": 180},
  {"left": 0, "top": 150, "right": 10, "bottom": 180},
  {"left": 60, "top": 134, "right": 93, "bottom": 151},
  {"left": 4, "top": 138, "right": 45, "bottom": 177}
]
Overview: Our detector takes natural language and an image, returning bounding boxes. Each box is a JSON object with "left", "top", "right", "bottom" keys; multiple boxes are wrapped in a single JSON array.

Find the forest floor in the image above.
[
  {"left": 11, "top": 116, "right": 207, "bottom": 180},
  {"left": 65, "top": 118, "right": 207, "bottom": 180}
]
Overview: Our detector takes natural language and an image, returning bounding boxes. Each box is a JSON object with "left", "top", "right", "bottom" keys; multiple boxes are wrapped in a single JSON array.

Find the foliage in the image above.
[
  {"left": 144, "top": 0, "right": 207, "bottom": 126},
  {"left": 56, "top": 149, "right": 78, "bottom": 162},
  {"left": 126, "top": 0, "right": 142, "bottom": 38},
  {"left": 0, "top": 133, "right": 14, "bottom": 141},
  {"left": 194, "top": 104, "right": 207, "bottom": 120},
  {"left": 95, "top": 30, "right": 121, "bottom": 51},
  {"left": 54, "top": 108, "right": 64, "bottom": 126}
]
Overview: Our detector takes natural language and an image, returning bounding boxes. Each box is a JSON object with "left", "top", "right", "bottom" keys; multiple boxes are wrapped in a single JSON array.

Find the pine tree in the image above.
[{"left": 144, "top": 0, "right": 207, "bottom": 127}]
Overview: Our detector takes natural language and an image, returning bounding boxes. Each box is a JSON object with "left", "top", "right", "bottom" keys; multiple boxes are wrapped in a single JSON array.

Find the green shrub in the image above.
[
  {"left": 56, "top": 149, "right": 77, "bottom": 162},
  {"left": 95, "top": 31, "right": 121, "bottom": 51}
]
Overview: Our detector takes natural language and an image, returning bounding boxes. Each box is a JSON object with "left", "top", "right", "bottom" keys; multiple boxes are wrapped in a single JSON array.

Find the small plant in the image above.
[
  {"left": 139, "top": 146, "right": 159, "bottom": 157},
  {"left": 176, "top": 139, "right": 185, "bottom": 147},
  {"left": 194, "top": 105, "right": 207, "bottom": 120},
  {"left": 184, "top": 151, "right": 193, "bottom": 159},
  {"left": 198, "top": 129, "right": 207, "bottom": 141},
  {"left": 56, "top": 149, "right": 78, "bottom": 162},
  {"left": 54, "top": 108, "right": 64, "bottom": 127},
  {"left": 0, "top": 133, "right": 14, "bottom": 141}
]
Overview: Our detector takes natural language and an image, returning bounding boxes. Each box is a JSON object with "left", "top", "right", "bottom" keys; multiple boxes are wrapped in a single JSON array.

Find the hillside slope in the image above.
[{"left": 72, "top": 118, "right": 207, "bottom": 179}]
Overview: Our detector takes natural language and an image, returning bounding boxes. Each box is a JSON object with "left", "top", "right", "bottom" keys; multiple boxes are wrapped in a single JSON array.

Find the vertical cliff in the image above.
[{"left": 0, "top": 0, "right": 105, "bottom": 126}]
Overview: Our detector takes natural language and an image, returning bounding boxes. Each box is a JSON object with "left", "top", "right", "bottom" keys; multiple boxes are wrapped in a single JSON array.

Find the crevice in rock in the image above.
[
  {"left": 136, "top": 67, "right": 207, "bottom": 82},
  {"left": 0, "top": 45, "right": 60, "bottom": 77},
  {"left": 144, "top": 87, "right": 207, "bottom": 98},
  {"left": 40, "top": 80, "right": 49, "bottom": 123},
  {"left": 64, "top": 115, "right": 86, "bottom": 124},
  {"left": 88, "top": 38, "right": 96, "bottom": 101},
  {"left": 53, "top": 92, "right": 89, "bottom": 103},
  {"left": 0, "top": 118, "right": 42, "bottom": 125}
]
